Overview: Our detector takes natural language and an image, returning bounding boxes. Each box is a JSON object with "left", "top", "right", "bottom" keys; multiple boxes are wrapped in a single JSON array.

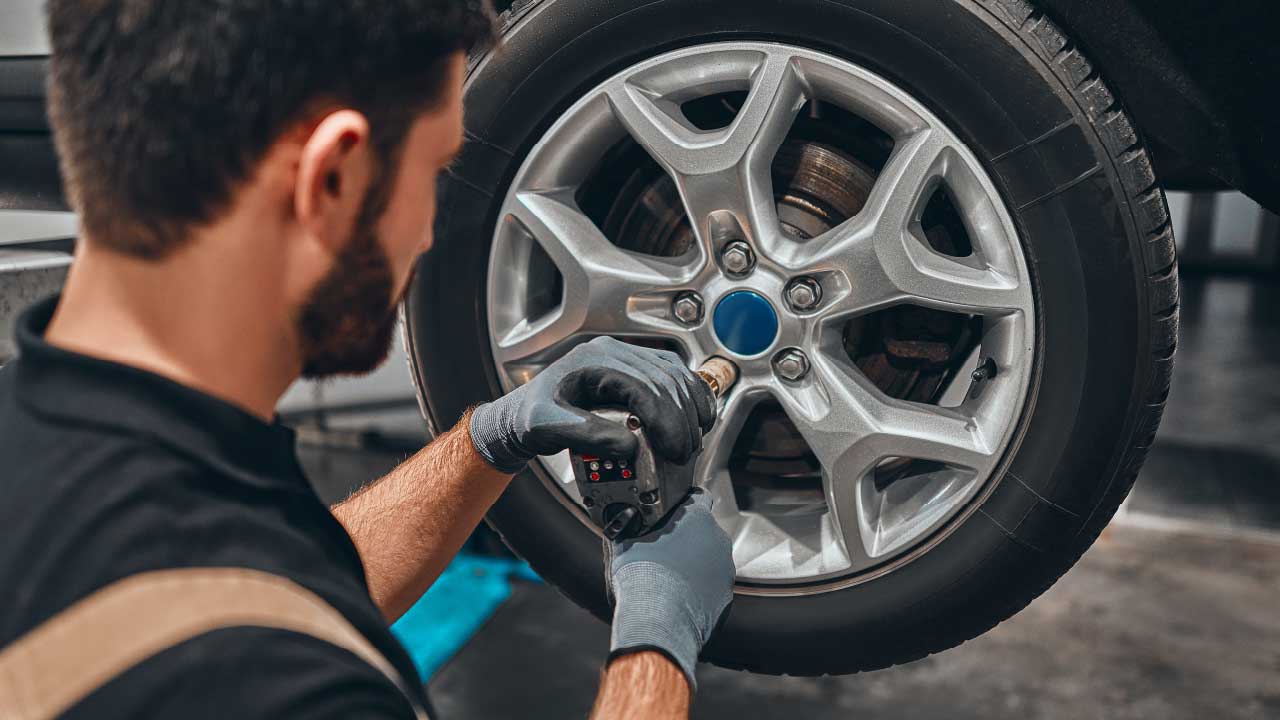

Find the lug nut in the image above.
[
  {"left": 720, "top": 241, "right": 756, "bottom": 277},
  {"left": 773, "top": 348, "right": 811, "bottom": 382},
  {"left": 785, "top": 276, "right": 823, "bottom": 312},
  {"left": 672, "top": 292, "right": 704, "bottom": 325}
]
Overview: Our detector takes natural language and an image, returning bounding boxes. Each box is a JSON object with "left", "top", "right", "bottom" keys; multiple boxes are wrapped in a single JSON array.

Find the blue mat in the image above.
[{"left": 390, "top": 553, "right": 539, "bottom": 680}]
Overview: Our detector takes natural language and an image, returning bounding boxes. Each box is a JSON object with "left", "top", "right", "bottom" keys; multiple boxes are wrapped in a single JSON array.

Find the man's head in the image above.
[{"left": 45, "top": 1, "right": 493, "bottom": 378}]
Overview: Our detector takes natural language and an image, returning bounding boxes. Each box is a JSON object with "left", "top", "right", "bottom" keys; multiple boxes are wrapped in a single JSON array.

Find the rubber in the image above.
[{"left": 403, "top": 0, "right": 1178, "bottom": 675}]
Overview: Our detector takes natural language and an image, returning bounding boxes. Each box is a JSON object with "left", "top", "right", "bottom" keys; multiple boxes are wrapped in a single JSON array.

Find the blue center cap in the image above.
[{"left": 713, "top": 291, "right": 779, "bottom": 356}]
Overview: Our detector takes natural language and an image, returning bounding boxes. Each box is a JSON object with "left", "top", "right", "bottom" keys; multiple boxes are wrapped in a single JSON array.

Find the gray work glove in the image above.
[
  {"left": 470, "top": 336, "right": 716, "bottom": 473},
  {"left": 607, "top": 490, "right": 735, "bottom": 690}
]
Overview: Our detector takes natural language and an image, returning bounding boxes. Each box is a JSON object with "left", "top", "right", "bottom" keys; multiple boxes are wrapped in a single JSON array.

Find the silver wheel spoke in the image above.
[
  {"left": 605, "top": 49, "right": 807, "bottom": 252},
  {"left": 695, "top": 387, "right": 763, "bottom": 514},
  {"left": 774, "top": 353, "right": 993, "bottom": 563},
  {"left": 854, "top": 129, "right": 947, "bottom": 249},
  {"left": 802, "top": 130, "right": 1026, "bottom": 319},
  {"left": 819, "top": 234, "right": 1025, "bottom": 320},
  {"left": 494, "top": 189, "right": 692, "bottom": 366}
]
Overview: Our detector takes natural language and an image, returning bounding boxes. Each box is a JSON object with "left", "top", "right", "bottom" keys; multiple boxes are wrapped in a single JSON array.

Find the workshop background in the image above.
[
  {"left": 2, "top": 3, "right": 1278, "bottom": 717},
  {"left": 11, "top": 192, "right": 1267, "bottom": 719}
]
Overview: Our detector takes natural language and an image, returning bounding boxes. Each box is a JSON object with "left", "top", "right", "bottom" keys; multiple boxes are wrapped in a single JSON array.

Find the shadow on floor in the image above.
[{"left": 1131, "top": 439, "right": 1280, "bottom": 530}]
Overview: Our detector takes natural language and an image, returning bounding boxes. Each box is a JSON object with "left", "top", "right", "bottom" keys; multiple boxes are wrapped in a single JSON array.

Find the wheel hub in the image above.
[{"left": 712, "top": 290, "right": 779, "bottom": 357}]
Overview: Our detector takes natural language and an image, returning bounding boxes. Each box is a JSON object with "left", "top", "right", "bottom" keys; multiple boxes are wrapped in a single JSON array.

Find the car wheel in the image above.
[{"left": 404, "top": 0, "right": 1178, "bottom": 674}]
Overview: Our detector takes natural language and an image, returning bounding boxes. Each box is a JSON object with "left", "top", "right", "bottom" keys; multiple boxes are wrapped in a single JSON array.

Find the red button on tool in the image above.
[
  {"left": 621, "top": 470, "right": 632, "bottom": 479},
  {"left": 589, "top": 472, "right": 600, "bottom": 481}
]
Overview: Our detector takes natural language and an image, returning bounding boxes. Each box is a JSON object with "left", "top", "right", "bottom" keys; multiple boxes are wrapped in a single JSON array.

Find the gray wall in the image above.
[{"left": 0, "top": 1, "right": 49, "bottom": 57}]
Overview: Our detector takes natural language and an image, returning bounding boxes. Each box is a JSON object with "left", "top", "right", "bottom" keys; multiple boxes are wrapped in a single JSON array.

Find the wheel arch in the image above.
[
  {"left": 972, "top": 0, "right": 1277, "bottom": 209},
  {"left": 487, "top": 0, "right": 1280, "bottom": 211}
]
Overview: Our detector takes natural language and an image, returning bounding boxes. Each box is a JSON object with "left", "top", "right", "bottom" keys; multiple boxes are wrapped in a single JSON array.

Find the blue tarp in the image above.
[{"left": 390, "top": 553, "right": 539, "bottom": 680}]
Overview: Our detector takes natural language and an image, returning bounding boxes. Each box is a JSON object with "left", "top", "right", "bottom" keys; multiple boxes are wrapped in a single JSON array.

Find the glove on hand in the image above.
[
  {"left": 469, "top": 336, "right": 716, "bottom": 473},
  {"left": 607, "top": 490, "right": 734, "bottom": 690}
]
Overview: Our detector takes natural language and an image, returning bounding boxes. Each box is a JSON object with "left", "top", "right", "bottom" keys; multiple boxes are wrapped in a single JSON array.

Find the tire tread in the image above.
[{"left": 867, "top": 0, "right": 1182, "bottom": 679}]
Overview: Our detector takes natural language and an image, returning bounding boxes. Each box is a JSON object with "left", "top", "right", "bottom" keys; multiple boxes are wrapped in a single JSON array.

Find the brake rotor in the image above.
[
  {"left": 773, "top": 140, "right": 873, "bottom": 239},
  {"left": 599, "top": 137, "right": 877, "bottom": 253}
]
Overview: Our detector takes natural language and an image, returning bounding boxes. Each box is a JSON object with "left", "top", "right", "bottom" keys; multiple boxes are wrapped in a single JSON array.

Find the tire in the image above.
[{"left": 404, "top": 0, "right": 1177, "bottom": 675}]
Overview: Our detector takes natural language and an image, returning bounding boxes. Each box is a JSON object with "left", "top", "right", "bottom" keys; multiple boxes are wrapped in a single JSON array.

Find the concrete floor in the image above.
[
  {"left": 427, "top": 523, "right": 1280, "bottom": 720},
  {"left": 299, "top": 274, "right": 1280, "bottom": 720},
  {"left": 1124, "top": 276, "right": 1280, "bottom": 533}
]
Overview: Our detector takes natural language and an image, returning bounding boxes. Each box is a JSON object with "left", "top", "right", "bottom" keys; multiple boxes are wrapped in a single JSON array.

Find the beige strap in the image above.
[{"left": 0, "top": 568, "right": 428, "bottom": 720}]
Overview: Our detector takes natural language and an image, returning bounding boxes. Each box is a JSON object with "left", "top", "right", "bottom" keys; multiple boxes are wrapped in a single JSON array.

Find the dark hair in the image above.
[{"left": 45, "top": 0, "right": 495, "bottom": 259}]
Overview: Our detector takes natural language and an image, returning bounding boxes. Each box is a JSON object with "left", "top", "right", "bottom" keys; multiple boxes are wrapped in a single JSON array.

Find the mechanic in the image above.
[{"left": 0, "top": 1, "right": 734, "bottom": 718}]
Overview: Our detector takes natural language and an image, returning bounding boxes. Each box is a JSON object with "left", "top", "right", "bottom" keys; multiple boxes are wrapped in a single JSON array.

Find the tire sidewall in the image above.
[{"left": 407, "top": 0, "right": 1148, "bottom": 673}]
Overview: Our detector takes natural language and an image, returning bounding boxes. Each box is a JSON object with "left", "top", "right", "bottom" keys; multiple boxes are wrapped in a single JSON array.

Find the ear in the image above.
[{"left": 294, "top": 109, "right": 373, "bottom": 255}]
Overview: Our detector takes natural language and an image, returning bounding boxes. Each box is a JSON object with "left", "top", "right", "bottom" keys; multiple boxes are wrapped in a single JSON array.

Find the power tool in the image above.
[{"left": 570, "top": 356, "right": 739, "bottom": 540}]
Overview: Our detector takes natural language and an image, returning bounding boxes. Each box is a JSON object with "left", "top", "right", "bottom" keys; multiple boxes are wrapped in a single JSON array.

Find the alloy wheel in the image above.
[{"left": 485, "top": 42, "right": 1036, "bottom": 593}]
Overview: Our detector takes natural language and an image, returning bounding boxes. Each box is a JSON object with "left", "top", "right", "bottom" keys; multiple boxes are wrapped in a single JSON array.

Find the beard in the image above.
[{"left": 295, "top": 181, "right": 409, "bottom": 379}]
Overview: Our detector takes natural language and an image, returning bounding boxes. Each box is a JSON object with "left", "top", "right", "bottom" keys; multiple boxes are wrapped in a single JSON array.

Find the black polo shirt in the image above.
[{"left": 0, "top": 297, "right": 427, "bottom": 718}]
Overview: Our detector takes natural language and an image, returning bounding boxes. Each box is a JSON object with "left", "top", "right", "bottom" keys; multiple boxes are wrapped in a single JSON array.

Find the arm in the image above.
[
  {"left": 590, "top": 651, "right": 690, "bottom": 720},
  {"left": 594, "top": 490, "right": 735, "bottom": 713},
  {"left": 331, "top": 410, "right": 510, "bottom": 621},
  {"left": 333, "top": 337, "right": 716, "bottom": 622}
]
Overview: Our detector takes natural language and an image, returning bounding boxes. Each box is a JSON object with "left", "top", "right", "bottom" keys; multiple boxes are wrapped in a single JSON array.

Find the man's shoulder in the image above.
[
  {"left": 0, "top": 375, "right": 188, "bottom": 490},
  {"left": 0, "top": 407, "right": 339, "bottom": 644},
  {"left": 66, "top": 625, "right": 419, "bottom": 719},
  {"left": 0, "top": 406, "right": 222, "bottom": 543}
]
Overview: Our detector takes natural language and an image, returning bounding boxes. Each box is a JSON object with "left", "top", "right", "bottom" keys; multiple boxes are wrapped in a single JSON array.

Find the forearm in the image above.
[
  {"left": 330, "top": 409, "right": 512, "bottom": 621},
  {"left": 590, "top": 651, "right": 690, "bottom": 720}
]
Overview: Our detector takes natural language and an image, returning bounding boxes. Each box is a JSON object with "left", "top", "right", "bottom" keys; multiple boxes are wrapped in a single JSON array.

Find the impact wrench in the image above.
[{"left": 570, "top": 356, "right": 739, "bottom": 540}]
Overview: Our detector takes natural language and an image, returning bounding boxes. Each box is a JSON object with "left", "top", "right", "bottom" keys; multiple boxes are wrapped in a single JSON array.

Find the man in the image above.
[{"left": 0, "top": 1, "right": 734, "bottom": 717}]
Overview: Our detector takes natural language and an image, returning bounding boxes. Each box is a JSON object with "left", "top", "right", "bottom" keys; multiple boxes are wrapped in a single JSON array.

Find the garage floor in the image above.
[
  {"left": 427, "top": 524, "right": 1279, "bottom": 720},
  {"left": 301, "top": 275, "right": 1280, "bottom": 720}
]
